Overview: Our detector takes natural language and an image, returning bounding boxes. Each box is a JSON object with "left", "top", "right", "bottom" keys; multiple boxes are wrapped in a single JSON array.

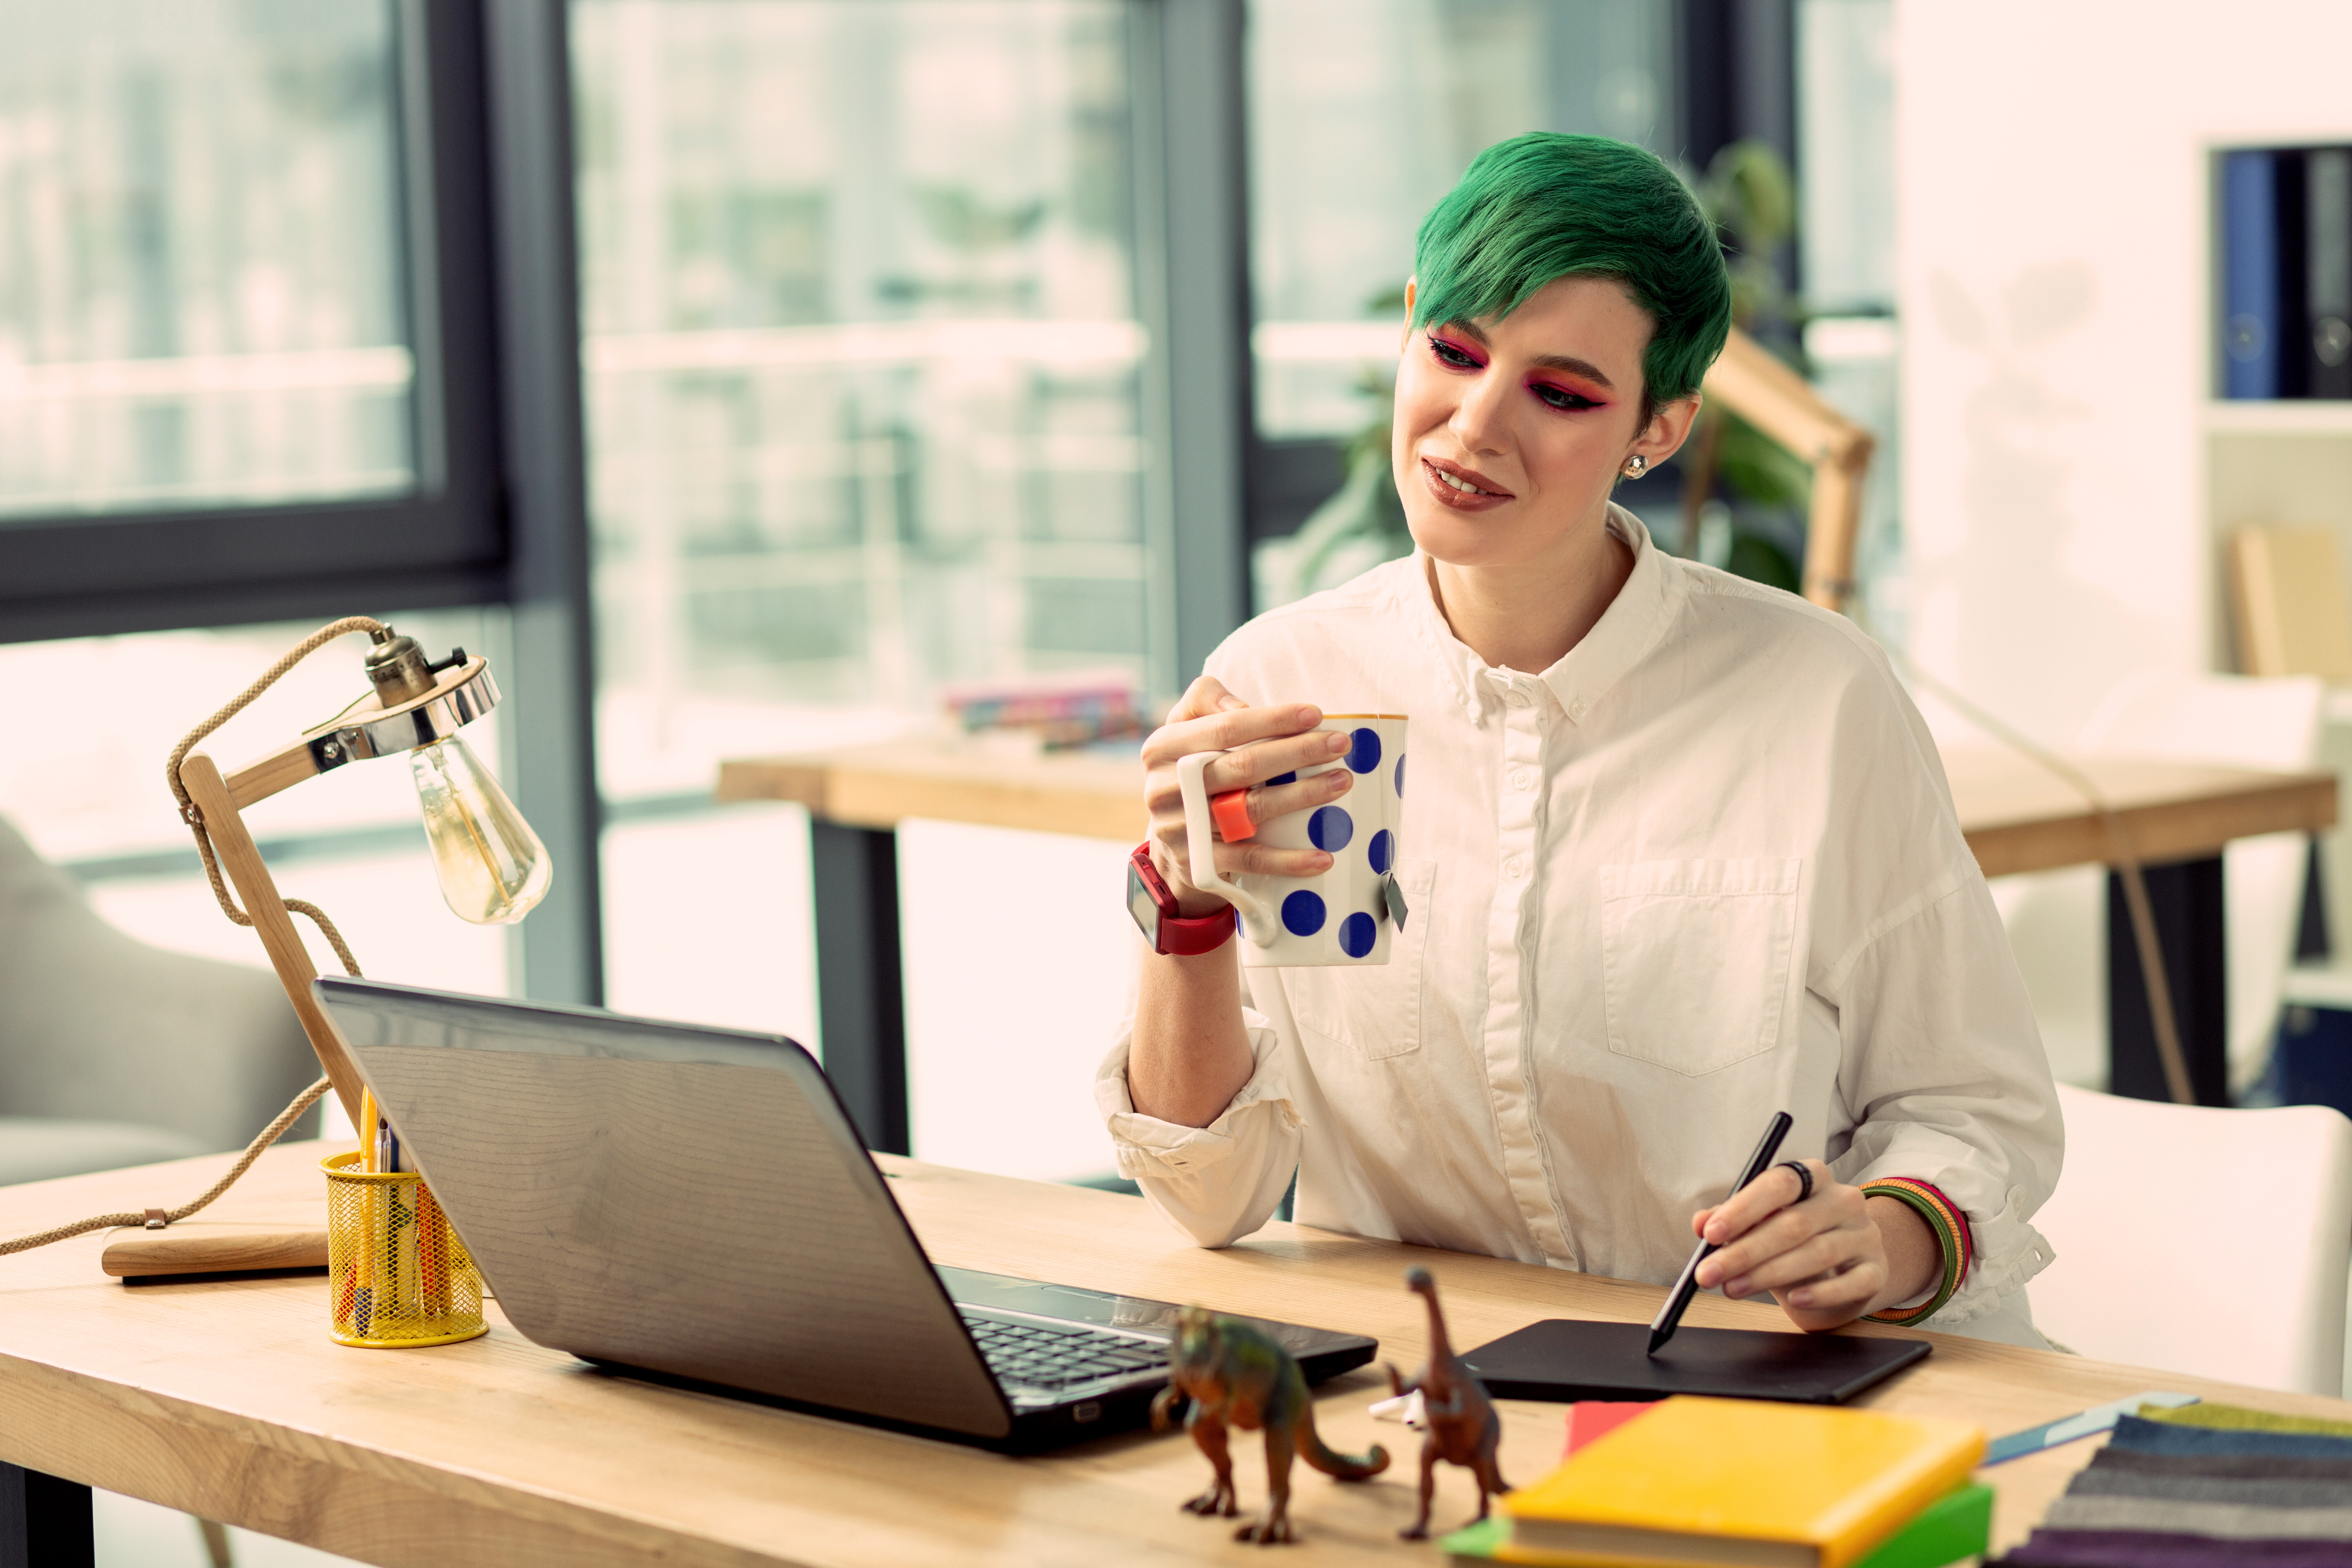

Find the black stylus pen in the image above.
[{"left": 1647, "top": 1109, "right": 1794, "bottom": 1355}]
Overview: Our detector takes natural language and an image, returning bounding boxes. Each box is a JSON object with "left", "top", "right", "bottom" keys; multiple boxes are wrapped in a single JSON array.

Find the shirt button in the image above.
[
  {"left": 1504, "top": 857, "right": 1526, "bottom": 878},
  {"left": 1508, "top": 769, "right": 1531, "bottom": 791},
  {"left": 1569, "top": 698, "right": 1589, "bottom": 718}
]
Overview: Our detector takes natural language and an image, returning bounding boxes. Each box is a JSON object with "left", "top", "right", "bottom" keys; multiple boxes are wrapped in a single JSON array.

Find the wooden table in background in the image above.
[
  {"left": 719, "top": 738, "right": 2337, "bottom": 1135},
  {"left": 1942, "top": 748, "right": 2336, "bottom": 1104},
  {"left": 8, "top": 1140, "right": 2352, "bottom": 1566}
]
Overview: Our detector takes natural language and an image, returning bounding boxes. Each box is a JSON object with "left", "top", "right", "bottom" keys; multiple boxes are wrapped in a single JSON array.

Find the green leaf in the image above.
[
  {"left": 1724, "top": 530, "right": 1800, "bottom": 593},
  {"left": 1713, "top": 414, "right": 1812, "bottom": 509}
]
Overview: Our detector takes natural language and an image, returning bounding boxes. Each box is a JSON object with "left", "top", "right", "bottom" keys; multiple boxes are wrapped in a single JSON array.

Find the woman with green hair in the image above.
[{"left": 1102, "top": 134, "right": 2059, "bottom": 1346}]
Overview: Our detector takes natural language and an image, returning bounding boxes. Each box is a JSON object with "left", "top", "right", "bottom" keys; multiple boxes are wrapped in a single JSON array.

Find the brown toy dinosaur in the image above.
[
  {"left": 1384, "top": 1265, "right": 1509, "bottom": 1539},
  {"left": 1151, "top": 1304, "right": 1391, "bottom": 1544}
]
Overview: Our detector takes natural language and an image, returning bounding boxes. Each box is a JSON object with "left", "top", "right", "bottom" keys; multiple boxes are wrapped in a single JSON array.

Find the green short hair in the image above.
[{"left": 1411, "top": 133, "right": 1732, "bottom": 419}]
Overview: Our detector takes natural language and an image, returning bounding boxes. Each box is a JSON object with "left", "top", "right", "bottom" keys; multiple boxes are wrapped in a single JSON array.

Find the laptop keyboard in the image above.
[{"left": 960, "top": 1312, "right": 1169, "bottom": 1390}]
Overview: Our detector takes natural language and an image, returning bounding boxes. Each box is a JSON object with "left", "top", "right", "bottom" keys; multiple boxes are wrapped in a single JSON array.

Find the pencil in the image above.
[{"left": 356, "top": 1089, "right": 379, "bottom": 1336}]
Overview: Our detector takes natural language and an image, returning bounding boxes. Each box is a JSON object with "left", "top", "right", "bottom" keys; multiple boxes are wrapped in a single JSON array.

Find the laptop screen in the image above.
[{"left": 316, "top": 976, "right": 1011, "bottom": 1437}]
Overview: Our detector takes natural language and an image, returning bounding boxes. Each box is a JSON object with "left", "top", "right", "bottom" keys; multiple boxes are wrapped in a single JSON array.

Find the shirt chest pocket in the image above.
[
  {"left": 1287, "top": 858, "right": 1437, "bottom": 1061},
  {"left": 1600, "top": 858, "right": 1802, "bottom": 1076}
]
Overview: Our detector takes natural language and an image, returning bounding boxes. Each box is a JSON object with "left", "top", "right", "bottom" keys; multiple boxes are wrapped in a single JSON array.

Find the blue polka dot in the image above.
[
  {"left": 1281, "top": 889, "right": 1327, "bottom": 936},
  {"left": 1308, "top": 805, "right": 1354, "bottom": 851},
  {"left": 1266, "top": 771, "right": 1296, "bottom": 787},
  {"left": 1394, "top": 755, "right": 1405, "bottom": 796},
  {"left": 1339, "top": 911, "right": 1377, "bottom": 958},
  {"left": 1346, "top": 727, "right": 1382, "bottom": 773},
  {"left": 1367, "top": 829, "right": 1394, "bottom": 875}
]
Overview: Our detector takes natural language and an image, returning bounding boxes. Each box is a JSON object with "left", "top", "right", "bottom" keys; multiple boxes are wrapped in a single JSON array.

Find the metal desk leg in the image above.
[
  {"left": 810, "top": 820, "right": 910, "bottom": 1154},
  {"left": 0, "top": 1463, "right": 93, "bottom": 1568},
  {"left": 2107, "top": 856, "right": 2230, "bottom": 1106}
]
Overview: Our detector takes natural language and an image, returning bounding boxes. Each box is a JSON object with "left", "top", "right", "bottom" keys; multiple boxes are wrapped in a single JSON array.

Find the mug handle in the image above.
[{"left": 1175, "top": 752, "right": 1273, "bottom": 945}]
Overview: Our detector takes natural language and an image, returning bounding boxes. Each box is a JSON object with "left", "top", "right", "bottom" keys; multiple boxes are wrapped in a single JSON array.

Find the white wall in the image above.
[{"left": 1896, "top": 0, "right": 2352, "bottom": 741}]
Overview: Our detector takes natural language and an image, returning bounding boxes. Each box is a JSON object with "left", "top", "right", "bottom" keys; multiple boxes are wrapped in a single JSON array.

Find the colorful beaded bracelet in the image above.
[{"left": 1862, "top": 1177, "right": 1974, "bottom": 1326}]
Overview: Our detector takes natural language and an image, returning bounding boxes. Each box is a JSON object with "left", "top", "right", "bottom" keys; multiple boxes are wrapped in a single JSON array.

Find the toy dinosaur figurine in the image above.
[
  {"left": 1385, "top": 1265, "right": 1509, "bottom": 1540},
  {"left": 1152, "top": 1304, "right": 1390, "bottom": 1544}
]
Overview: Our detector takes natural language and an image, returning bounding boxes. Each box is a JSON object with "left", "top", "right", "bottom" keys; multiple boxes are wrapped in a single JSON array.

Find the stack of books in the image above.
[
  {"left": 939, "top": 673, "right": 1143, "bottom": 750},
  {"left": 1443, "top": 1396, "right": 1991, "bottom": 1568},
  {"left": 1995, "top": 1402, "right": 2352, "bottom": 1566},
  {"left": 2220, "top": 146, "right": 2352, "bottom": 400}
]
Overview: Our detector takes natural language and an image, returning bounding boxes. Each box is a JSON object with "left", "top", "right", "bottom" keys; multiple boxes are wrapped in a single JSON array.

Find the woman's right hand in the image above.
[{"left": 1140, "top": 676, "right": 1357, "bottom": 920}]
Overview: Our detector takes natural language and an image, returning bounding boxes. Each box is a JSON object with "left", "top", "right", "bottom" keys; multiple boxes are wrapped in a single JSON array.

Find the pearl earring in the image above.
[{"left": 1622, "top": 454, "right": 1649, "bottom": 478}]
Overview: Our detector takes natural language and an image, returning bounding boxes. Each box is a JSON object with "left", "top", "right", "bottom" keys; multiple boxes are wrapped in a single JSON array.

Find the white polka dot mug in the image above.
[{"left": 1175, "top": 714, "right": 1406, "bottom": 967}]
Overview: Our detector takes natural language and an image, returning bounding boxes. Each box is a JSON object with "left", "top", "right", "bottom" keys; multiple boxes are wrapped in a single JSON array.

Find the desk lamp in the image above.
[
  {"left": 0, "top": 616, "right": 549, "bottom": 1270},
  {"left": 167, "top": 615, "right": 550, "bottom": 1131}
]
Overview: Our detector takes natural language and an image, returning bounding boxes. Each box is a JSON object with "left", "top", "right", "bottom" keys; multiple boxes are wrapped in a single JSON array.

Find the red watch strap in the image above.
[{"left": 1158, "top": 904, "right": 1236, "bottom": 957}]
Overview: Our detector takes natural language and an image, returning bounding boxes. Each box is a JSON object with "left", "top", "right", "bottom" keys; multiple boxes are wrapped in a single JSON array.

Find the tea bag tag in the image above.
[{"left": 1383, "top": 873, "right": 1408, "bottom": 929}]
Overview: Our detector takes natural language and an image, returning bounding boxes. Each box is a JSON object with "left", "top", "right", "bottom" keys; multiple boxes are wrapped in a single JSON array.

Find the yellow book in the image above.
[{"left": 1500, "top": 1396, "right": 1984, "bottom": 1568}]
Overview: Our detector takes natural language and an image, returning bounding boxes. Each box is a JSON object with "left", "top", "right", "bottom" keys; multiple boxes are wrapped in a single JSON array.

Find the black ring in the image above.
[{"left": 1779, "top": 1160, "right": 1813, "bottom": 1205}]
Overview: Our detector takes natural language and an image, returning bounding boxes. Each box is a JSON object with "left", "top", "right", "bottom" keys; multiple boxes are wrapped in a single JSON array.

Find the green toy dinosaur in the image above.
[{"left": 1151, "top": 1304, "right": 1391, "bottom": 1544}]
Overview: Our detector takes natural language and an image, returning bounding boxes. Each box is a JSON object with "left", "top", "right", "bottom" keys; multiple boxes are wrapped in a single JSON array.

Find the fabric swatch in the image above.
[
  {"left": 2108, "top": 1414, "right": 2352, "bottom": 1463},
  {"left": 2145, "top": 1404, "right": 2352, "bottom": 1441},
  {"left": 2046, "top": 1496, "right": 2352, "bottom": 1540},
  {"left": 1994, "top": 1413, "right": 2352, "bottom": 1566},
  {"left": 2001, "top": 1529, "right": 2352, "bottom": 1568},
  {"left": 2067, "top": 1469, "right": 2352, "bottom": 1509},
  {"left": 2093, "top": 1449, "right": 2352, "bottom": 1486}
]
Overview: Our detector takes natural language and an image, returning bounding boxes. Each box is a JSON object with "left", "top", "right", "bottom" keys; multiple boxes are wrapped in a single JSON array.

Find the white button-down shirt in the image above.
[{"left": 1098, "top": 508, "right": 2060, "bottom": 1341}]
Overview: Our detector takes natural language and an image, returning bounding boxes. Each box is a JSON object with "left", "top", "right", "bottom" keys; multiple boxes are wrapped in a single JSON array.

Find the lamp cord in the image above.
[
  {"left": 0, "top": 1077, "right": 333, "bottom": 1258},
  {"left": 3, "top": 618, "right": 397, "bottom": 1259},
  {"left": 1886, "top": 649, "right": 2199, "bottom": 1107},
  {"left": 165, "top": 614, "right": 388, "bottom": 978}
]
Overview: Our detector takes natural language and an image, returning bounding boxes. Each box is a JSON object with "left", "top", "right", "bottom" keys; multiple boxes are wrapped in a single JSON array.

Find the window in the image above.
[
  {"left": 1796, "top": 0, "right": 1901, "bottom": 635},
  {"left": 572, "top": 0, "right": 1151, "bottom": 796},
  {"left": 0, "top": 612, "right": 512, "bottom": 1040},
  {"left": 0, "top": 0, "right": 505, "bottom": 643},
  {"left": 0, "top": 1, "right": 413, "bottom": 517},
  {"left": 1246, "top": 0, "right": 1675, "bottom": 440},
  {"left": 570, "top": 1, "right": 1155, "bottom": 1178}
]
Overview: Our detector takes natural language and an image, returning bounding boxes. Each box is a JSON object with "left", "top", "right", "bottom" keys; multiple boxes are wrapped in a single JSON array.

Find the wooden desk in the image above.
[
  {"left": 718, "top": 738, "right": 2339, "bottom": 1119},
  {"left": 718, "top": 738, "right": 2339, "bottom": 877},
  {"left": 1942, "top": 748, "right": 2336, "bottom": 880},
  {"left": 717, "top": 739, "right": 1146, "bottom": 844},
  {"left": 7, "top": 1140, "right": 2350, "bottom": 1567}
]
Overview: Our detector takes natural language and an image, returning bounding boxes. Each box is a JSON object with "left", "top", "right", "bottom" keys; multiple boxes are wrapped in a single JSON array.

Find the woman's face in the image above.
[{"left": 1392, "top": 274, "right": 1696, "bottom": 571}]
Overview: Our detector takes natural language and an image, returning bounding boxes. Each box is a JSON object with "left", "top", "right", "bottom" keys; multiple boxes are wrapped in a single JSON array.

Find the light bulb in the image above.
[{"left": 408, "top": 735, "right": 551, "bottom": 925}]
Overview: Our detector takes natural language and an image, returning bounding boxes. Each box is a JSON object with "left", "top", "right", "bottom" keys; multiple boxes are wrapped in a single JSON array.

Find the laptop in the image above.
[{"left": 315, "top": 976, "right": 1376, "bottom": 1451}]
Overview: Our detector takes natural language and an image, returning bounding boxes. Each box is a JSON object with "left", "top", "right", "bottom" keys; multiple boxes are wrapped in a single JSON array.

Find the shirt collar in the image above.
[{"left": 1395, "top": 503, "right": 1684, "bottom": 727}]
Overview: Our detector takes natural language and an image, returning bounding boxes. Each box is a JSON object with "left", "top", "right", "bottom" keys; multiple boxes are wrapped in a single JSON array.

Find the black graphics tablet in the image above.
[{"left": 1460, "top": 1319, "right": 1931, "bottom": 1405}]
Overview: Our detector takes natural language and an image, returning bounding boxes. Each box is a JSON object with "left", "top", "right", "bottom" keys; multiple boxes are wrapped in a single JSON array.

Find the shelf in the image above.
[{"left": 2205, "top": 401, "right": 2352, "bottom": 435}]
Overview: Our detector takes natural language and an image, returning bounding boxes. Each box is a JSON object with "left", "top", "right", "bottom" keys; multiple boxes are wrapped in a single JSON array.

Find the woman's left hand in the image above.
[{"left": 1690, "top": 1162, "right": 1939, "bottom": 1333}]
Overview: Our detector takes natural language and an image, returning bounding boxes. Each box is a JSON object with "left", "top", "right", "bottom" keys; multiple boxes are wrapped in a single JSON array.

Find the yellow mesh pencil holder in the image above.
[{"left": 322, "top": 1152, "right": 487, "bottom": 1348}]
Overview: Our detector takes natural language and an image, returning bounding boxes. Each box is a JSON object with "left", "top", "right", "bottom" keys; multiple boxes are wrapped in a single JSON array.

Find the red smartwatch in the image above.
[{"left": 1127, "top": 842, "right": 1236, "bottom": 956}]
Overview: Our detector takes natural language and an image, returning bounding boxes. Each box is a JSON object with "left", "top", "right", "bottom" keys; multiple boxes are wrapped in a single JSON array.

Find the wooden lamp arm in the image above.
[
  {"left": 223, "top": 735, "right": 326, "bottom": 811},
  {"left": 178, "top": 751, "right": 370, "bottom": 1128}
]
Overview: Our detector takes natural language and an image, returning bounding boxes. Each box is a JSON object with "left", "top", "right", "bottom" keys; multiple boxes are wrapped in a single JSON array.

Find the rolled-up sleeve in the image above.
[
  {"left": 1824, "top": 870, "right": 2063, "bottom": 1327},
  {"left": 1095, "top": 1000, "right": 1303, "bottom": 1249}
]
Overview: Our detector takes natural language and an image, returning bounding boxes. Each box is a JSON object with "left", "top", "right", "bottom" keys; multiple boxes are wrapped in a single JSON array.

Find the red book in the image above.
[{"left": 1563, "top": 1399, "right": 1660, "bottom": 1460}]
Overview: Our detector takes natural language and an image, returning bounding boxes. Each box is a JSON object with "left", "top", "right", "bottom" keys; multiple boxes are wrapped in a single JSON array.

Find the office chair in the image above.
[{"left": 2029, "top": 1081, "right": 2352, "bottom": 1396}]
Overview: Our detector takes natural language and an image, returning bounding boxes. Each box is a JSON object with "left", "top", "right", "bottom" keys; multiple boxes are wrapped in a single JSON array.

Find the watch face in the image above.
[{"left": 1127, "top": 858, "right": 1163, "bottom": 946}]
